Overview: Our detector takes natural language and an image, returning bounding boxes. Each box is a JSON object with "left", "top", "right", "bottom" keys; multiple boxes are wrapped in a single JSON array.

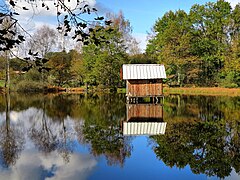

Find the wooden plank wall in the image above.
[
  {"left": 127, "top": 104, "right": 163, "bottom": 121},
  {"left": 127, "top": 79, "right": 163, "bottom": 97}
]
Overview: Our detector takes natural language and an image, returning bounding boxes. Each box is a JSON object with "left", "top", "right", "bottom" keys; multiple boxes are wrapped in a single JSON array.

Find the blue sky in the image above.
[{"left": 97, "top": 0, "right": 216, "bottom": 34}]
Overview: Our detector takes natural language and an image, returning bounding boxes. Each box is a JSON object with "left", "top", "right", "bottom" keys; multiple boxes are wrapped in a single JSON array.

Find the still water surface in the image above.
[{"left": 0, "top": 93, "right": 240, "bottom": 180}]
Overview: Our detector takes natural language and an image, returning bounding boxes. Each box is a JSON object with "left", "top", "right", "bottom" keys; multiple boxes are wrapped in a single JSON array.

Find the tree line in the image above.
[
  {"left": 146, "top": 0, "right": 240, "bottom": 87},
  {"left": 1, "top": 0, "right": 240, "bottom": 91}
]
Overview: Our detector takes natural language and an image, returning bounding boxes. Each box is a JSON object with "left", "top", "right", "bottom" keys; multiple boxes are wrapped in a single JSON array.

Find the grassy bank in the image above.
[
  {"left": 164, "top": 87, "right": 240, "bottom": 96},
  {"left": 1, "top": 86, "right": 240, "bottom": 96},
  {"left": 118, "top": 87, "right": 240, "bottom": 96}
]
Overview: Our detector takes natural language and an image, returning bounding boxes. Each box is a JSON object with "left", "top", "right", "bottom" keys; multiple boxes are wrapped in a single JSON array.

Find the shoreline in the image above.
[
  {"left": 164, "top": 87, "right": 240, "bottom": 96},
  {"left": 1, "top": 87, "right": 240, "bottom": 96}
]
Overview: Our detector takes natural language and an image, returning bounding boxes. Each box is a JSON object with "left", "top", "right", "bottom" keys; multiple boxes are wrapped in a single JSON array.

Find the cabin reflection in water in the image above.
[{"left": 122, "top": 104, "right": 167, "bottom": 136}]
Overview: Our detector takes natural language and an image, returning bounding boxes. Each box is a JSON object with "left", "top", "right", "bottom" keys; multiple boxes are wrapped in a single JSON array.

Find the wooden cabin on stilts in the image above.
[{"left": 121, "top": 64, "right": 166, "bottom": 104}]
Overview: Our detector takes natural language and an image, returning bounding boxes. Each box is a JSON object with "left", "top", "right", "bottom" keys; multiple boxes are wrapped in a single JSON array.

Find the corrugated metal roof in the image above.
[
  {"left": 123, "top": 122, "right": 167, "bottom": 136},
  {"left": 122, "top": 64, "right": 166, "bottom": 80}
]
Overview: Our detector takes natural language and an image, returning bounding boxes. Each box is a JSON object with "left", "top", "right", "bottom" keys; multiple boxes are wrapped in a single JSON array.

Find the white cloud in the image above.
[
  {"left": 0, "top": 150, "right": 97, "bottom": 180},
  {"left": 226, "top": 0, "right": 240, "bottom": 7}
]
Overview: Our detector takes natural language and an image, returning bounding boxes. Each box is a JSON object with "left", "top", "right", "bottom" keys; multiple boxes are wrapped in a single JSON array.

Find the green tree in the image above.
[
  {"left": 47, "top": 51, "right": 72, "bottom": 86},
  {"left": 146, "top": 0, "right": 238, "bottom": 87},
  {"left": 127, "top": 53, "right": 157, "bottom": 64},
  {"left": 146, "top": 10, "right": 195, "bottom": 86},
  {"left": 82, "top": 12, "right": 131, "bottom": 89},
  {"left": 69, "top": 50, "right": 85, "bottom": 87},
  {"left": 220, "top": 4, "right": 240, "bottom": 87},
  {"left": 189, "top": 0, "right": 232, "bottom": 86}
]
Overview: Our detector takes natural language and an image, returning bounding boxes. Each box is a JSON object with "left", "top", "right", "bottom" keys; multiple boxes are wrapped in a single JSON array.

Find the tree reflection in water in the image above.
[
  {"left": 28, "top": 96, "right": 77, "bottom": 163},
  {"left": 74, "top": 93, "right": 132, "bottom": 166},
  {"left": 0, "top": 93, "right": 240, "bottom": 179},
  {"left": 0, "top": 93, "right": 132, "bottom": 168},
  {"left": 150, "top": 95, "right": 240, "bottom": 179},
  {"left": 0, "top": 92, "right": 25, "bottom": 168}
]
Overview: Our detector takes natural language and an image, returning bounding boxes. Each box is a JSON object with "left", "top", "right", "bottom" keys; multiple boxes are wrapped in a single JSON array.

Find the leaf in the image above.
[
  {"left": 64, "top": 19, "right": 69, "bottom": 25},
  {"left": 83, "top": 41, "right": 89, "bottom": 45},
  {"left": 28, "top": 50, "right": 33, "bottom": 55},
  {"left": 107, "top": 28, "right": 114, "bottom": 33},
  {"left": 15, "top": 39, "right": 21, "bottom": 45},
  {"left": 92, "top": 8, "right": 97, "bottom": 12},
  {"left": 42, "top": 58, "right": 49, "bottom": 64},
  {"left": 22, "top": 7, "right": 29, "bottom": 10},
  {"left": 24, "top": 57, "right": 30, "bottom": 61},
  {"left": 81, "top": 33, "right": 89, "bottom": 39},
  {"left": 13, "top": 12, "right": 20, "bottom": 15},
  {"left": 18, "top": 35, "right": 25, "bottom": 41},
  {"left": 8, "top": 30, "right": 16, "bottom": 35},
  {"left": 72, "top": 35, "right": 77, "bottom": 39},
  {"left": 0, "top": 29, "right": 7, "bottom": 35},
  {"left": 9, "top": 0, "right": 15, "bottom": 7},
  {"left": 33, "top": 52, "right": 38, "bottom": 56},
  {"left": 87, "top": 8, "right": 91, "bottom": 14},
  {"left": 95, "top": 16, "right": 104, "bottom": 21},
  {"left": 22, "top": 65, "right": 32, "bottom": 72},
  {"left": 66, "top": 27, "right": 71, "bottom": 32},
  {"left": 105, "top": 20, "right": 112, "bottom": 25},
  {"left": 57, "top": 26, "right": 62, "bottom": 30},
  {"left": 77, "top": 22, "right": 87, "bottom": 29}
]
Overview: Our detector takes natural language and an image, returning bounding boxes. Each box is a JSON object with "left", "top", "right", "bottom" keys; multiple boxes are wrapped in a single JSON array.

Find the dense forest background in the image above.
[
  {"left": 146, "top": 0, "right": 240, "bottom": 87},
  {"left": 0, "top": 0, "right": 240, "bottom": 91}
]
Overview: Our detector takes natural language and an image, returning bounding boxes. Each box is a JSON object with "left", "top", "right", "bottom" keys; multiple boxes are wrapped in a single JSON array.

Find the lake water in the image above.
[{"left": 0, "top": 93, "right": 240, "bottom": 180}]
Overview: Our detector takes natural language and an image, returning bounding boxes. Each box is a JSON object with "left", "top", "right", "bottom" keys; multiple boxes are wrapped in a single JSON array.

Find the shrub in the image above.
[
  {"left": 224, "top": 83, "right": 238, "bottom": 88},
  {"left": 24, "top": 69, "right": 42, "bottom": 81},
  {"left": 218, "top": 71, "right": 239, "bottom": 88},
  {"left": 15, "top": 80, "right": 47, "bottom": 92}
]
